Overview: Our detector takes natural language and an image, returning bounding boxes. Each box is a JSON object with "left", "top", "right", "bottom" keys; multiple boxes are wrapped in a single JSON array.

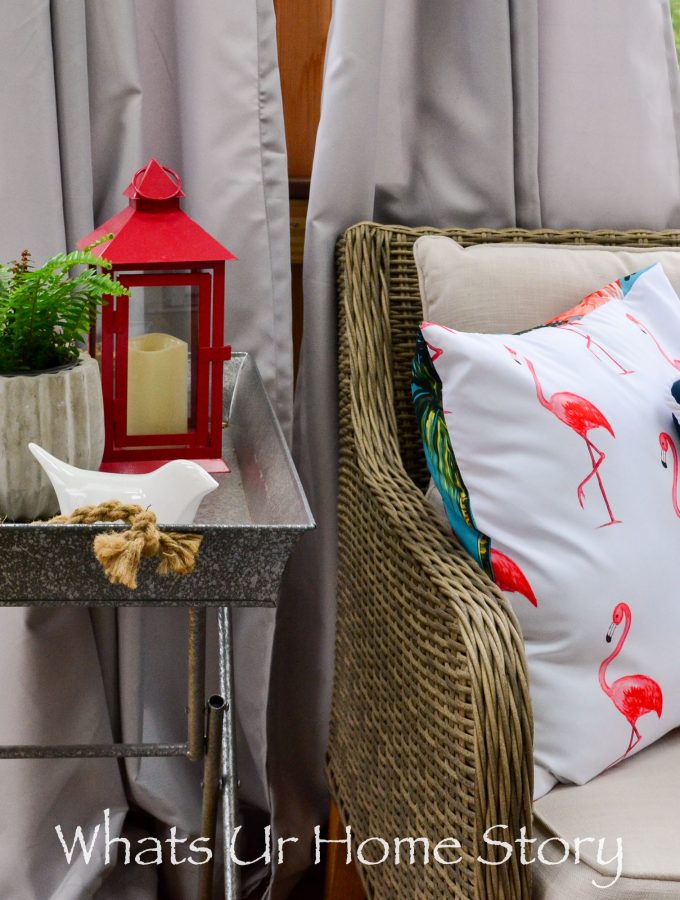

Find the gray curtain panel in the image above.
[
  {"left": 0, "top": 1, "right": 290, "bottom": 898},
  {"left": 272, "top": 0, "right": 680, "bottom": 895}
]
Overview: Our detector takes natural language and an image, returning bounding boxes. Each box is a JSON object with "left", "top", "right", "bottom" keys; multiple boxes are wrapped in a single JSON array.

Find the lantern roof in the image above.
[{"left": 78, "top": 159, "right": 236, "bottom": 265}]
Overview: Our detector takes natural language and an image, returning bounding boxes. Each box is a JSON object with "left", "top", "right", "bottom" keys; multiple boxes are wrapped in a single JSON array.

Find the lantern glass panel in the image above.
[{"left": 123, "top": 282, "right": 199, "bottom": 438}]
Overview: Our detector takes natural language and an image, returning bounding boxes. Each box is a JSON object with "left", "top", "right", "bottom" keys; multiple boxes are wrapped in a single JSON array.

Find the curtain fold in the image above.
[
  {"left": 0, "top": 1, "right": 290, "bottom": 897},
  {"left": 275, "top": 0, "right": 680, "bottom": 894},
  {"left": 536, "top": 0, "right": 680, "bottom": 229},
  {"left": 510, "top": 0, "right": 541, "bottom": 227}
]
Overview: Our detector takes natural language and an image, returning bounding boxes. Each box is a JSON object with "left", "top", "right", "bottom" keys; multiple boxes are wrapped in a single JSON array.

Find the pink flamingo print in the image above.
[
  {"left": 556, "top": 323, "right": 632, "bottom": 375},
  {"left": 420, "top": 327, "right": 449, "bottom": 407},
  {"left": 627, "top": 313, "right": 680, "bottom": 370},
  {"left": 425, "top": 340, "right": 443, "bottom": 361},
  {"left": 659, "top": 432, "right": 680, "bottom": 517},
  {"left": 512, "top": 352, "right": 620, "bottom": 527},
  {"left": 422, "top": 321, "right": 458, "bottom": 335},
  {"left": 548, "top": 282, "right": 623, "bottom": 324},
  {"left": 490, "top": 548, "right": 537, "bottom": 607},
  {"left": 599, "top": 602, "right": 663, "bottom": 768},
  {"left": 543, "top": 280, "right": 630, "bottom": 373},
  {"left": 422, "top": 322, "right": 459, "bottom": 362}
]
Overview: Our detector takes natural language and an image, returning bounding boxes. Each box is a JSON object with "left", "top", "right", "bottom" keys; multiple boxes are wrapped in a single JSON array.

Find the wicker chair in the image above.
[{"left": 328, "top": 222, "right": 680, "bottom": 900}]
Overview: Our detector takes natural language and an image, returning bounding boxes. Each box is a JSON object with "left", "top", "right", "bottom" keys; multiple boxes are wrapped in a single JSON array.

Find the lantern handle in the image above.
[{"left": 132, "top": 163, "right": 183, "bottom": 201}]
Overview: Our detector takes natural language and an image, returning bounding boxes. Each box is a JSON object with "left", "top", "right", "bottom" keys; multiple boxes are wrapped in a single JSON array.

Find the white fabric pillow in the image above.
[
  {"left": 414, "top": 234, "right": 680, "bottom": 334},
  {"left": 413, "top": 264, "right": 680, "bottom": 798}
]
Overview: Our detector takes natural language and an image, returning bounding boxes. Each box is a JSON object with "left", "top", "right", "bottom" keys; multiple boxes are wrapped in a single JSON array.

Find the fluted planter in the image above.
[{"left": 0, "top": 353, "right": 104, "bottom": 521}]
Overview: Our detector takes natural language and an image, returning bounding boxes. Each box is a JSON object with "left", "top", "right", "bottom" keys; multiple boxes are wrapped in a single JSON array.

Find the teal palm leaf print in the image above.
[{"left": 412, "top": 330, "right": 491, "bottom": 577}]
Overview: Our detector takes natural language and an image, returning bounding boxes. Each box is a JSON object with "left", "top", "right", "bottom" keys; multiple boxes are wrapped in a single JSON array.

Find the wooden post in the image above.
[{"left": 323, "top": 801, "right": 366, "bottom": 900}]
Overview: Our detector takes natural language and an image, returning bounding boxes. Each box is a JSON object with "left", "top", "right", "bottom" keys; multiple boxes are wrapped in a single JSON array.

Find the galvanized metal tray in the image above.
[{"left": 0, "top": 353, "right": 314, "bottom": 604}]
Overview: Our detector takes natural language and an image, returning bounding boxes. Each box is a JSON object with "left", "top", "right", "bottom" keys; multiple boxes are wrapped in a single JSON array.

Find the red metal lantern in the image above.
[{"left": 78, "top": 159, "right": 236, "bottom": 473}]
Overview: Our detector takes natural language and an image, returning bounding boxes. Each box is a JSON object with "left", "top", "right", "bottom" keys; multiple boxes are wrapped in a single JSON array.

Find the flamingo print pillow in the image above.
[{"left": 412, "top": 263, "right": 680, "bottom": 799}]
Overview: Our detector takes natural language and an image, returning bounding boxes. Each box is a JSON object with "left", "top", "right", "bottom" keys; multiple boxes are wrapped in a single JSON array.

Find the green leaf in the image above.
[{"left": 0, "top": 238, "right": 129, "bottom": 374}]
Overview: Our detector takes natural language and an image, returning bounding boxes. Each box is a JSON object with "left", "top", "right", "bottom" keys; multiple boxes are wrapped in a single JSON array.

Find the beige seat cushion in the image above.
[
  {"left": 531, "top": 728, "right": 680, "bottom": 897},
  {"left": 414, "top": 235, "right": 680, "bottom": 333}
]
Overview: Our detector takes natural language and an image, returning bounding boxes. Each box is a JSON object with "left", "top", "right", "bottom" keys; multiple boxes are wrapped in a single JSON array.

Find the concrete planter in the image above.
[{"left": 0, "top": 354, "right": 104, "bottom": 521}]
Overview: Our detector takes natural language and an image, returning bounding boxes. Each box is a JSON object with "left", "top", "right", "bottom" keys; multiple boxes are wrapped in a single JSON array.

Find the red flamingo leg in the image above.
[
  {"left": 606, "top": 724, "right": 642, "bottom": 770},
  {"left": 627, "top": 313, "right": 680, "bottom": 370},
  {"left": 577, "top": 440, "right": 621, "bottom": 526},
  {"left": 628, "top": 724, "right": 642, "bottom": 755},
  {"left": 561, "top": 325, "right": 633, "bottom": 375},
  {"left": 586, "top": 439, "right": 621, "bottom": 527},
  {"left": 576, "top": 441, "right": 605, "bottom": 507},
  {"left": 583, "top": 334, "right": 633, "bottom": 375}
]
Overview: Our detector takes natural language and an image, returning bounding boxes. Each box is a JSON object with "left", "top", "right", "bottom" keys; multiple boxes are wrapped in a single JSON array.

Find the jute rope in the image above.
[{"left": 44, "top": 500, "right": 203, "bottom": 590}]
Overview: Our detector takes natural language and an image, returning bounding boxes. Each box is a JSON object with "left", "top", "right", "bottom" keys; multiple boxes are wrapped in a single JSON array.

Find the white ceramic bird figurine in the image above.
[{"left": 28, "top": 443, "right": 218, "bottom": 524}]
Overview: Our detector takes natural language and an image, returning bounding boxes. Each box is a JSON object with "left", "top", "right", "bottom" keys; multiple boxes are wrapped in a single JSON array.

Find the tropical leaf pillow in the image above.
[{"left": 413, "top": 264, "right": 680, "bottom": 798}]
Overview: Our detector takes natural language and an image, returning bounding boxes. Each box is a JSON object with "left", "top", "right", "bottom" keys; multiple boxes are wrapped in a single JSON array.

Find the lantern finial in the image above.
[{"left": 125, "top": 159, "right": 185, "bottom": 202}]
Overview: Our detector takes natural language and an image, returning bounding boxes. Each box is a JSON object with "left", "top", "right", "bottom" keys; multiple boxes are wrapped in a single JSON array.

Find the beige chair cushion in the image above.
[
  {"left": 413, "top": 235, "right": 680, "bottom": 333},
  {"left": 532, "top": 728, "right": 680, "bottom": 896}
]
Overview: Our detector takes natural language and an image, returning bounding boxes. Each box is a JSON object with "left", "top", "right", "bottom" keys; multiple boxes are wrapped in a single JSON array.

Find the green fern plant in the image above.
[{"left": 0, "top": 236, "right": 128, "bottom": 374}]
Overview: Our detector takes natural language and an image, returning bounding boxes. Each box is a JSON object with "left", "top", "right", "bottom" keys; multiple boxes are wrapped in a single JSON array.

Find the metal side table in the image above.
[{"left": 0, "top": 353, "right": 314, "bottom": 900}]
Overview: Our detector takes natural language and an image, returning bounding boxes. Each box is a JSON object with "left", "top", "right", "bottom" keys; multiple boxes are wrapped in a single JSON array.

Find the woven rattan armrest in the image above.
[{"left": 329, "top": 224, "right": 534, "bottom": 899}]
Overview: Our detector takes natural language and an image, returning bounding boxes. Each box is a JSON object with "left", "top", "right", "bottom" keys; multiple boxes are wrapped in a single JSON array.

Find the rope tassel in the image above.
[{"left": 44, "top": 501, "right": 203, "bottom": 590}]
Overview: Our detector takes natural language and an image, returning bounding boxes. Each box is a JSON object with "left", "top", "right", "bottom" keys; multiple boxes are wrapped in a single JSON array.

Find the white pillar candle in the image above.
[{"left": 127, "top": 333, "right": 188, "bottom": 435}]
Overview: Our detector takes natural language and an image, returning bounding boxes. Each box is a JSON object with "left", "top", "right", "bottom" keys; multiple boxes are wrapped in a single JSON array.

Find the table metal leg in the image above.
[
  {"left": 187, "top": 607, "right": 207, "bottom": 763},
  {"left": 219, "top": 606, "right": 239, "bottom": 900},
  {"left": 199, "top": 694, "right": 226, "bottom": 900},
  {"left": 0, "top": 603, "right": 240, "bottom": 899}
]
